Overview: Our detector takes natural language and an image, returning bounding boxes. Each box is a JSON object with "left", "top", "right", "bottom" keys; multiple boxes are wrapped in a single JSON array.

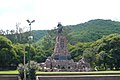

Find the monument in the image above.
[{"left": 40, "top": 23, "right": 91, "bottom": 72}]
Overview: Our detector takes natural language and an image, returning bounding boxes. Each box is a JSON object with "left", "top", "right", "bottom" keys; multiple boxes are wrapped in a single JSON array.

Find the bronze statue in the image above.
[{"left": 57, "top": 22, "right": 63, "bottom": 34}]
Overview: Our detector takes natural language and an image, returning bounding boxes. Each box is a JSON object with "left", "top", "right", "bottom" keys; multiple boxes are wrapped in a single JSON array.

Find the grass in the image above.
[
  {"left": 36, "top": 71, "right": 120, "bottom": 75},
  {"left": 0, "top": 70, "right": 120, "bottom": 75},
  {"left": 0, "top": 70, "right": 19, "bottom": 74}
]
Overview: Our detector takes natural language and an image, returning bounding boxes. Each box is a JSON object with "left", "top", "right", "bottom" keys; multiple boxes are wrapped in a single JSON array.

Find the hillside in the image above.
[
  {"left": 65, "top": 19, "right": 120, "bottom": 44},
  {"left": 34, "top": 19, "right": 120, "bottom": 45},
  {"left": 32, "top": 30, "right": 48, "bottom": 42},
  {"left": 1, "top": 19, "right": 120, "bottom": 69}
]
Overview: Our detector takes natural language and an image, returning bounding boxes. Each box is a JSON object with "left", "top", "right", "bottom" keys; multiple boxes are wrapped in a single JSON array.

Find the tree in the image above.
[
  {"left": 0, "top": 29, "right": 4, "bottom": 35},
  {"left": 0, "top": 36, "right": 17, "bottom": 70},
  {"left": 83, "top": 34, "right": 120, "bottom": 70},
  {"left": 68, "top": 42, "right": 91, "bottom": 61},
  {"left": 6, "top": 29, "right": 9, "bottom": 35},
  {"left": 13, "top": 44, "right": 26, "bottom": 65},
  {"left": 33, "top": 33, "right": 54, "bottom": 63},
  {"left": 14, "top": 43, "right": 36, "bottom": 65},
  {"left": 83, "top": 48, "right": 96, "bottom": 68},
  {"left": 10, "top": 30, "right": 15, "bottom": 34},
  {"left": 95, "top": 51, "right": 108, "bottom": 70}
]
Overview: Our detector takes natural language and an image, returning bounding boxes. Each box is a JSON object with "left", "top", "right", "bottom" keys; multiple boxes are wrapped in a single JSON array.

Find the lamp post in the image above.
[
  {"left": 26, "top": 19, "right": 35, "bottom": 80},
  {"left": 23, "top": 46, "right": 26, "bottom": 80}
]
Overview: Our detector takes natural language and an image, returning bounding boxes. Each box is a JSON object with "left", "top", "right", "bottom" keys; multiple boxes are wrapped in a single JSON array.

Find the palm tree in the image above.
[
  {"left": 6, "top": 29, "right": 9, "bottom": 35},
  {"left": 0, "top": 29, "right": 4, "bottom": 35},
  {"left": 10, "top": 30, "right": 15, "bottom": 34}
]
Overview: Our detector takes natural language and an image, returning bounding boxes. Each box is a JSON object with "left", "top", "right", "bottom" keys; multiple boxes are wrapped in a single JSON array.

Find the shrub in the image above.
[{"left": 17, "top": 61, "right": 41, "bottom": 80}]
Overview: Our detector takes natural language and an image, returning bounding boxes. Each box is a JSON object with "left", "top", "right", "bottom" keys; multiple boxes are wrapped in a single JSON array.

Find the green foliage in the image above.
[
  {"left": 32, "top": 30, "right": 48, "bottom": 42},
  {"left": 17, "top": 63, "right": 25, "bottom": 80},
  {"left": 65, "top": 19, "right": 120, "bottom": 44},
  {"left": 13, "top": 43, "right": 36, "bottom": 66},
  {"left": 28, "top": 61, "right": 41, "bottom": 80},
  {"left": 0, "top": 36, "right": 17, "bottom": 70},
  {"left": 1, "top": 19, "right": 120, "bottom": 71},
  {"left": 17, "top": 61, "right": 41, "bottom": 80},
  {"left": 33, "top": 34, "right": 54, "bottom": 63},
  {"left": 5, "top": 30, "right": 47, "bottom": 44},
  {"left": 83, "top": 48, "right": 96, "bottom": 68},
  {"left": 6, "top": 32, "right": 30, "bottom": 44},
  {"left": 84, "top": 34, "right": 120, "bottom": 70},
  {"left": 35, "top": 19, "right": 120, "bottom": 54},
  {"left": 68, "top": 42, "right": 91, "bottom": 61},
  {"left": 13, "top": 44, "right": 25, "bottom": 65},
  {"left": 34, "top": 19, "right": 120, "bottom": 65}
]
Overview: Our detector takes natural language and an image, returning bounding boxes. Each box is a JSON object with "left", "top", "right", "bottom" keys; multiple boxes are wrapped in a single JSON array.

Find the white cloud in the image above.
[{"left": 0, "top": 0, "right": 120, "bottom": 30}]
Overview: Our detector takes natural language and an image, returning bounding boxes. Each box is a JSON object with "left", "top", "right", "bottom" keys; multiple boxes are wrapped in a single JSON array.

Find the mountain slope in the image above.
[
  {"left": 33, "top": 19, "right": 120, "bottom": 45},
  {"left": 32, "top": 30, "right": 48, "bottom": 42},
  {"left": 65, "top": 19, "right": 120, "bottom": 44}
]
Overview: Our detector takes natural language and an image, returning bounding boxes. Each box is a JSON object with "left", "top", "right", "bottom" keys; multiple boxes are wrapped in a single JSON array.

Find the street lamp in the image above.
[{"left": 26, "top": 19, "right": 35, "bottom": 80}]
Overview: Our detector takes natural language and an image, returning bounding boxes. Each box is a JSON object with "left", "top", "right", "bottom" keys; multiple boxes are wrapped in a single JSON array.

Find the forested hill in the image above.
[
  {"left": 34, "top": 19, "right": 120, "bottom": 44},
  {"left": 64, "top": 19, "right": 120, "bottom": 43},
  {"left": 1, "top": 19, "right": 120, "bottom": 70},
  {"left": 32, "top": 30, "right": 48, "bottom": 41}
]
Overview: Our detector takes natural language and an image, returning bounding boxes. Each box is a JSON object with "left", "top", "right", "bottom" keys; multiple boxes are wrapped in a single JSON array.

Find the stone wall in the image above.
[
  {"left": 0, "top": 75, "right": 19, "bottom": 80},
  {"left": 1, "top": 74, "right": 120, "bottom": 80},
  {"left": 37, "top": 75, "right": 120, "bottom": 80}
]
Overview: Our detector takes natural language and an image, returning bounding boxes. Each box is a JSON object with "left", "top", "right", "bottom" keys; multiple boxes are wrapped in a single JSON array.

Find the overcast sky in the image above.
[{"left": 0, "top": 0, "right": 120, "bottom": 30}]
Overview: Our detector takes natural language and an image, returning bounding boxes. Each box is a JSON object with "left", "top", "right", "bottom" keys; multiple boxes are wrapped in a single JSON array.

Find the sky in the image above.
[{"left": 0, "top": 0, "right": 120, "bottom": 31}]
